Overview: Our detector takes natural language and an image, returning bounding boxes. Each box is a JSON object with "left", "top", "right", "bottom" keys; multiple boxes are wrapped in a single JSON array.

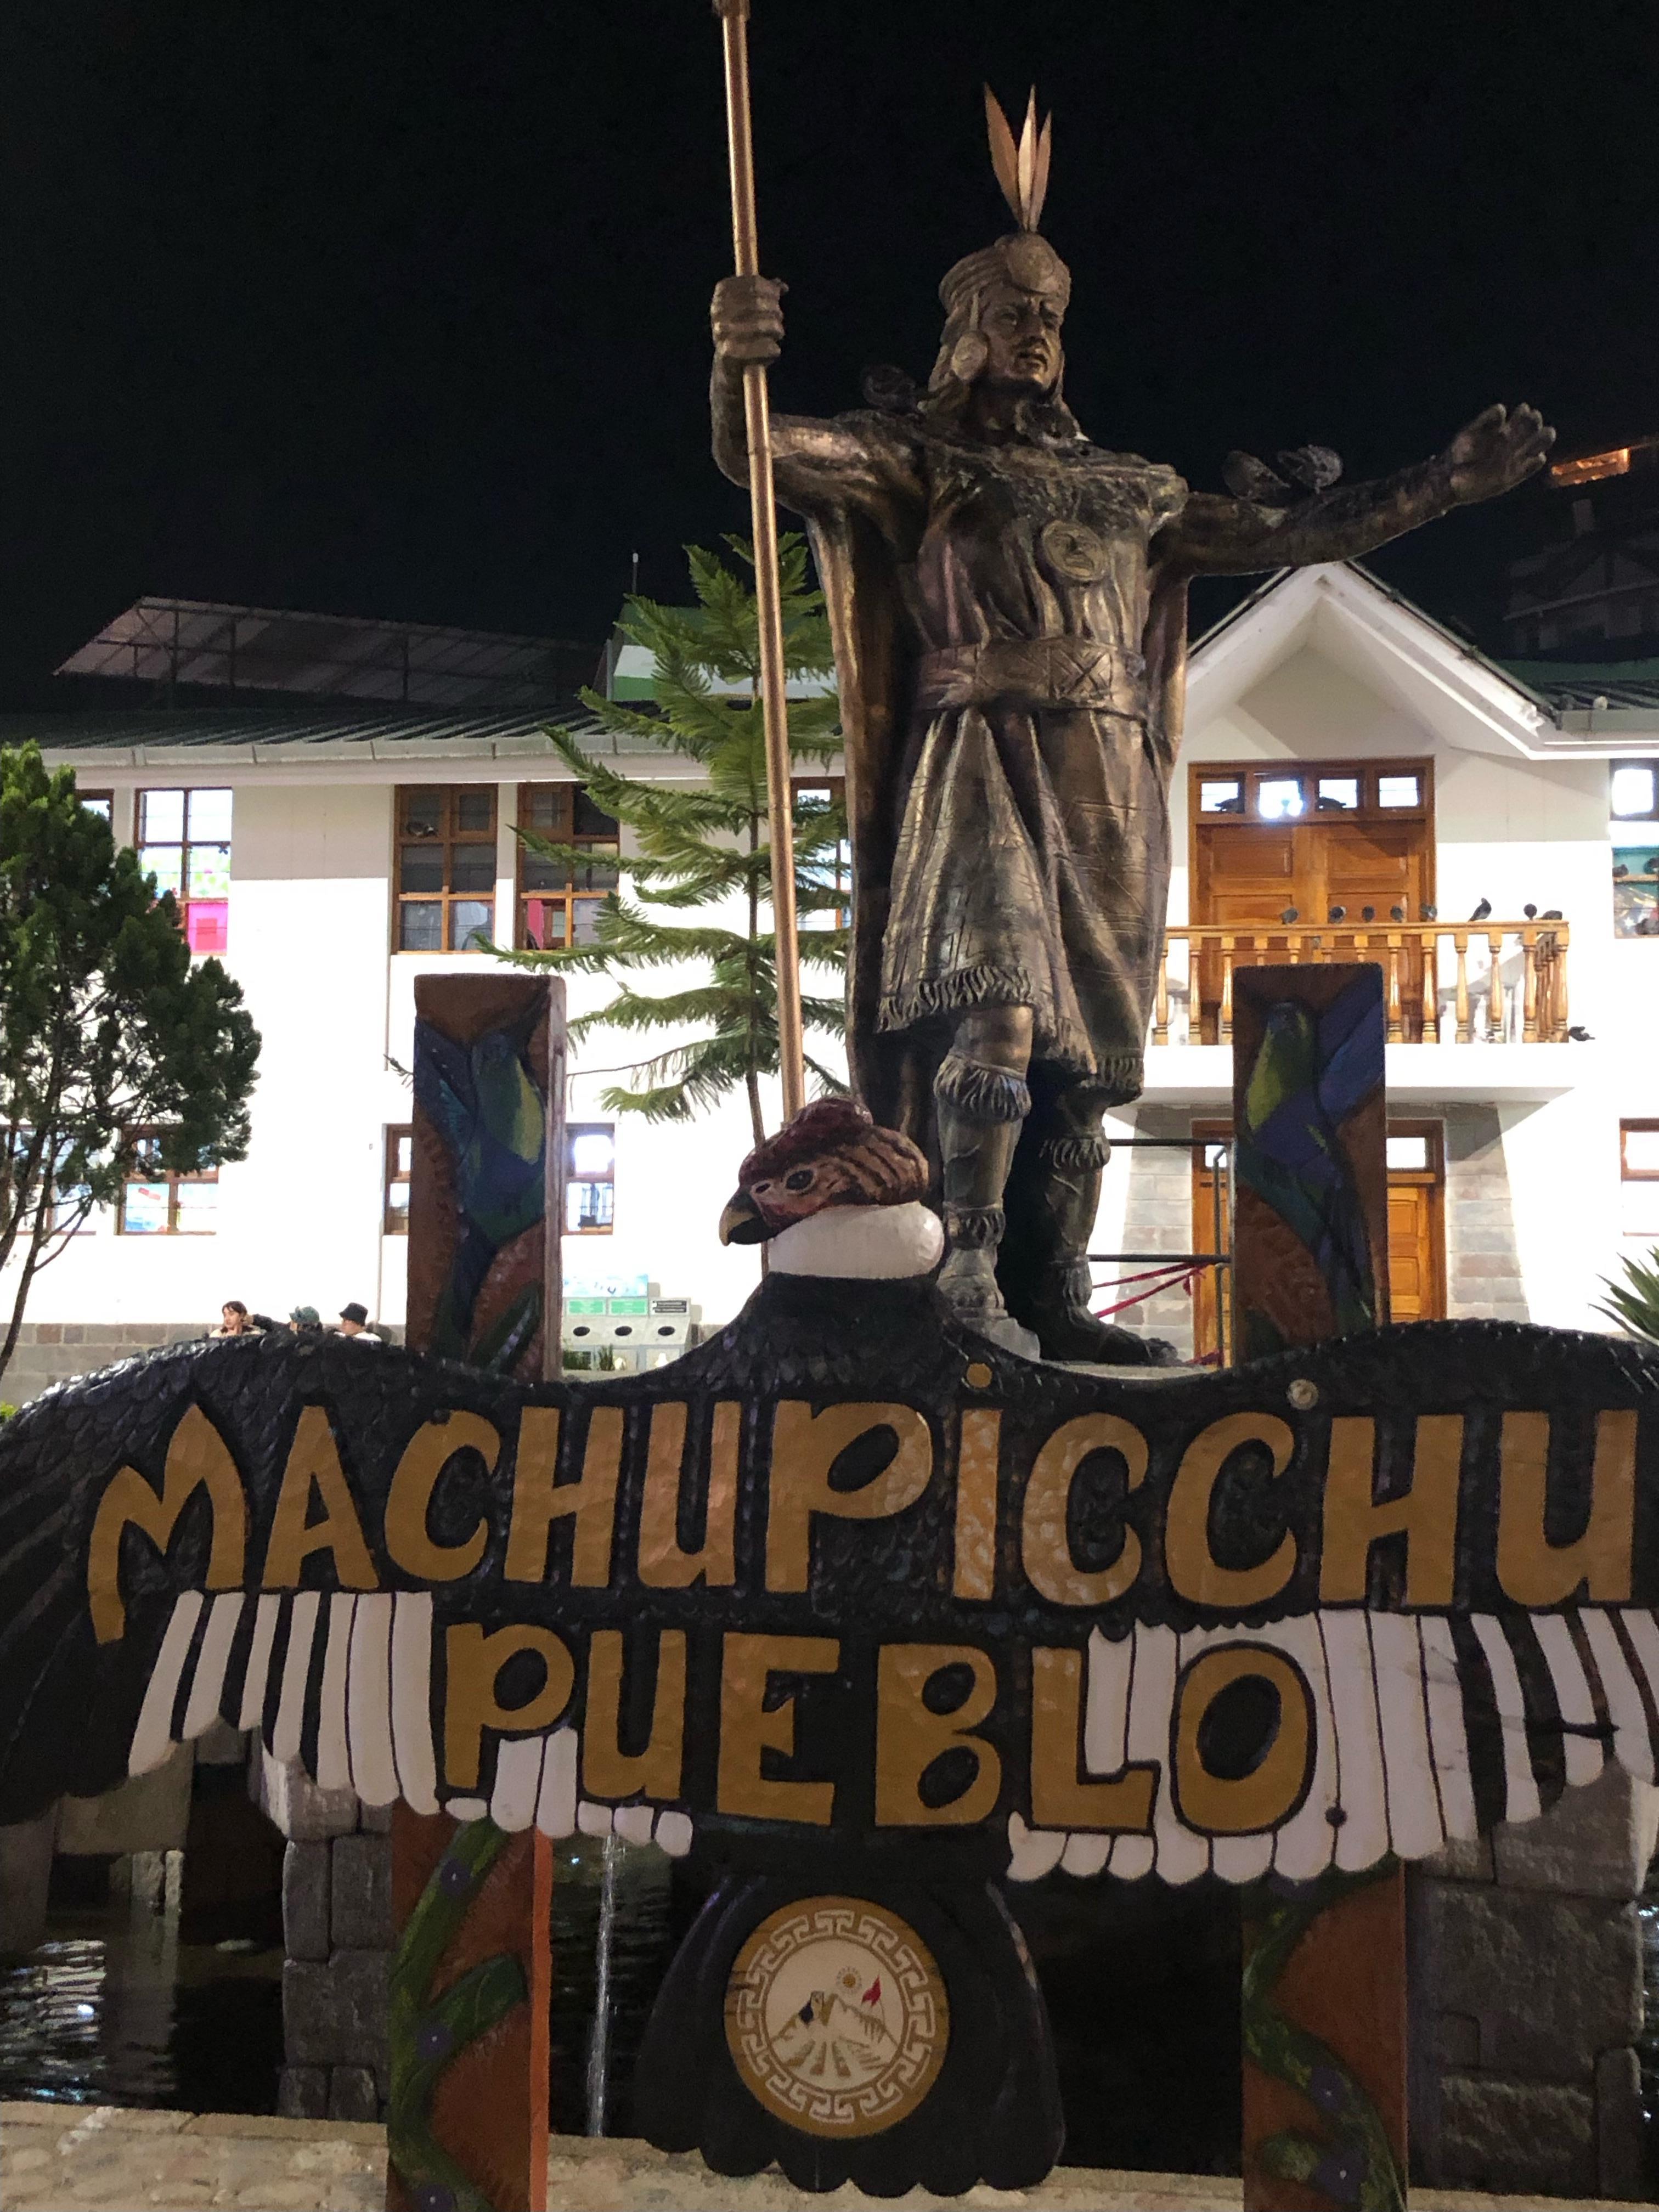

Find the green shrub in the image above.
[{"left": 1596, "top": 1246, "right": 1659, "bottom": 1347}]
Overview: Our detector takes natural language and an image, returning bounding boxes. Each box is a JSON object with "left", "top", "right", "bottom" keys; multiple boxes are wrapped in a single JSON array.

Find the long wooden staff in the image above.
[{"left": 712, "top": 0, "right": 806, "bottom": 1122}]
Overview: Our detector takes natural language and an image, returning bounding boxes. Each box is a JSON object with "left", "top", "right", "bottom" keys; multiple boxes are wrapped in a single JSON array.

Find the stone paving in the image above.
[{"left": 3, "top": 2104, "right": 1657, "bottom": 2212}]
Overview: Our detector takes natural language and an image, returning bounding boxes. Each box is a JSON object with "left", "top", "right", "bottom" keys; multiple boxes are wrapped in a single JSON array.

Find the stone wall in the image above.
[
  {"left": 0, "top": 1319, "right": 409, "bottom": 1407},
  {"left": 1107, "top": 1108, "right": 1199, "bottom": 1359},
  {"left": 1441, "top": 1105, "right": 1529, "bottom": 1322},
  {"left": 253, "top": 1754, "right": 394, "bottom": 2123},
  {"left": 1, "top": 1323, "right": 204, "bottom": 1407},
  {"left": 1408, "top": 1768, "right": 1657, "bottom": 2200}
]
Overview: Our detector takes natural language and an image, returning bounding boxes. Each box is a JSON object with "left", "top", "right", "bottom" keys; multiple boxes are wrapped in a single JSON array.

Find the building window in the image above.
[
  {"left": 1198, "top": 778, "right": 1244, "bottom": 815},
  {"left": 1257, "top": 777, "right": 1305, "bottom": 820},
  {"left": 1192, "top": 760, "right": 1432, "bottom": 828},
  {"left": 79, "top": 788, "right": 114, "bottom": 825},
  {"left": 383, "top": 1125, "right": 413, "bottom": 1234},
  {"left": 396, "top": 786, "right": 498, "bottom": 951},
  {"left": 1613, "top": 765, "right": 1659, "bottom": 937},
  {"left": 515, "top": 784, "right": 620, "bottom": 950},
  {"left": 1622, "top": 1122, "right": 1659, "bottom": 1181},
  {"left": 117, "top": 1132, "right": 217, "bottom": 1234},
  {"left": 138, "top": 788, "right": 231, "bottom": 954},
  {"left": 1612, "top": 765, "right": 1656, "bottom": 821},
  {"left": 565, "top": 1122, "right": 615, "bottom": 1234},
  {"left": 1376, "top": 773, "right": 1423, "bottom": 810},
  {"left": 794, "top": 777, "right": 851, "bottom": 930}
]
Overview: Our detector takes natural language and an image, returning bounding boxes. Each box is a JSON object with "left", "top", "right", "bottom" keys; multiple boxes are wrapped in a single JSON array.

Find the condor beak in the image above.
[{"left": 719, "top": 1186, "right": 772, "bottom": 1246}]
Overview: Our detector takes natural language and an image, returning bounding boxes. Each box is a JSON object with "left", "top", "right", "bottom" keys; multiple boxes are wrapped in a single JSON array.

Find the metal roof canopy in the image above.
[{"left": 58, "top": 598, "right": 600, "bottom": 709}]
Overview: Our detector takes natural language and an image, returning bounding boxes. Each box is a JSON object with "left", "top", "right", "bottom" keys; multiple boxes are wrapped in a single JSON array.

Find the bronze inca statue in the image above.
[{"left": 711, "top": 91, "right": 1552, "bottom": 1364}]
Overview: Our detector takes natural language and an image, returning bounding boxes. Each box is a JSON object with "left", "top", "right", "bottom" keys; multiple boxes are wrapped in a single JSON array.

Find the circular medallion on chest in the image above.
[{"left": 1038, "top": 516, "right": 1109, "bottom": 584}]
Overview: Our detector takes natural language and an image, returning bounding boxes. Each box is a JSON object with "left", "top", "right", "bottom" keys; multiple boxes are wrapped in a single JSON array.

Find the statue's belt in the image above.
[{"left": 915, "top": 640, "right": 1147, "bottom": 716}]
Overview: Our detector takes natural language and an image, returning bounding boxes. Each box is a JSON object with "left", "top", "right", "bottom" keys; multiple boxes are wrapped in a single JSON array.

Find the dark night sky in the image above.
[{"left": 3, "top": 1, "right": 1657, "bottom": 706}]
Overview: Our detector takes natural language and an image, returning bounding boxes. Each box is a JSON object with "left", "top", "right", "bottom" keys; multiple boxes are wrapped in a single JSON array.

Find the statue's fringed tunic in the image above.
[{"left": 876, "top": 430, "right": 1187, "bottom": 1104}]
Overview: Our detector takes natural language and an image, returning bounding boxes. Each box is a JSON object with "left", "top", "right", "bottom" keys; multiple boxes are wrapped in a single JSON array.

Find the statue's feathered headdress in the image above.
[
  {"left": 938, "top": 88, "right": 1071, "bottom": 319},
  {"left": 985, "top": 84, "right": 1052, "bottom": 233},
  {"left": 921, "top": 86, "right": 1079, "bottom": 436}
]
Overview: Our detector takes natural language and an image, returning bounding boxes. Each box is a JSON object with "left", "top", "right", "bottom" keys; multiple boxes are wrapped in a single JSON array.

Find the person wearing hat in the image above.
[{"left": 336, "top": 1302, "right": 381, "bottom": 1344}]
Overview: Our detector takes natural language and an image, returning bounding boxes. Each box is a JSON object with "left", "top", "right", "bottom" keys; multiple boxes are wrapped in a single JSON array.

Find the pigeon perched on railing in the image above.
[{"left": 1470, "top": 898, "right": 1493, "bottom": 922}]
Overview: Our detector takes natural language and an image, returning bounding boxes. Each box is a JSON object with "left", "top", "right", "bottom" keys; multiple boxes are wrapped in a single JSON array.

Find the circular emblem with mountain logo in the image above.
[
  {"left": 1038, "top": 517, "right": 1109, "bottom": 584},
  {"left": 724, "top": 1896, "right": 949, "bottom": 2138}
]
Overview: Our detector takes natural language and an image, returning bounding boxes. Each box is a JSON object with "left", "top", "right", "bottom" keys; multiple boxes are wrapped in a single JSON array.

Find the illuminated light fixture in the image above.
[{"left": 1550, "top": 446, "right": 1630, "bottom": 486}]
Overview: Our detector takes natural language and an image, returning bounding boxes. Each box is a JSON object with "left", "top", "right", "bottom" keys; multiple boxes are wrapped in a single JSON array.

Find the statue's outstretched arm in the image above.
[
  {"left": 1158, "top": 403, "right": 1553, "bottom": 578},
  {"left": 710, "top": 275, "right": 919, "bottom": 524}
]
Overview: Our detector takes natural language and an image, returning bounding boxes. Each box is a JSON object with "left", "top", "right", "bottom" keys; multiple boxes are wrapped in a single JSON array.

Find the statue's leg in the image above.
[
  {"left": 998, "top": 1079, "right": 1179, "bottom": 1366},
  {"left": 934, "top": 1006, "right": 1034, "bottom": 1341}
]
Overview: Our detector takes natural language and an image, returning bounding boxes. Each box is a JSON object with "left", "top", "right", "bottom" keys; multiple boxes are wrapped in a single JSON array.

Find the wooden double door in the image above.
[
  {"left": 1192, "top": 1121, "right": 1444, "bottom": 1361},
  {"left": 1195, "top": 814, "right": 1431, "bottom": 929}
]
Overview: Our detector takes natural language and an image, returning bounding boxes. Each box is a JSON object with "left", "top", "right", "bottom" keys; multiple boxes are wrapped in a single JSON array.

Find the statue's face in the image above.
[{"left": 978, "top": 281, "right": 1063, "bottom": 391}]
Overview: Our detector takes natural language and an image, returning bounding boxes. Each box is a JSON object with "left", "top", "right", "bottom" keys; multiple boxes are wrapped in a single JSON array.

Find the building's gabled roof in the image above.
[{"left": 1188, "top": 562, "right": 1659, "bottom": 754}]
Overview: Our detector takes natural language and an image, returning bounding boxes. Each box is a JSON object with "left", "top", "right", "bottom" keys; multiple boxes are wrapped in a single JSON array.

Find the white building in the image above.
[{"left": 3, "top": 566, "right": 1657, "bottom": 1389}]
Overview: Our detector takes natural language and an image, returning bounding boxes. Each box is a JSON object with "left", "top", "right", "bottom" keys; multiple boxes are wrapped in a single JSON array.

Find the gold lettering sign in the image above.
[
  {"left": 583, "top": 1628, "right": 687, "bottom": 1801},
  {"left": 262, "top": 1406, "right": 379, "bottom": 1592},
  {"left": 443, "top": 1621, "right": 575, "bottom": 1790},
  {"left": 874, "top": 1643, "right": 1001, "bottom": 1826},
  {"left": 1029, "top": 1647, "right": 1155, "bottom": 1831},
  {"left": 637, "top": 1402, "right": 738, "bottom": 1589},
  {"left": 1171, "top": 1645, "right": 1312, "bottom": 1835},
  {"left": 1321, "top": 1414, "right": 1460, "bottom": 1606},
  {"left": 383, "top": 1414, "right": 496, "bottom": 1582},
  {"left": 504, "top": 1404, "right": 620, "bottom": 1586},
  {"left": 717, "top": 1630, "right": 839, "bottom": 1824},
  {"left": 1020, "top": 1414, "right": 1148, "bottom": 1607},
  {"left": 765, "top": 1402, "right": 932, "bottom": 1594},
  {"left": 1497, "top": 1408, "right": 1636, "bottom": 1605},
  {"left": 1166, "top": 1414, "right": 1295, "bottom": 1609},
  {"left": 952, "top": 1408, "right": 1001, "bottom": 1602},
  {"left": 88, "top": 1405, "right": 246, "bottom": 1644}
]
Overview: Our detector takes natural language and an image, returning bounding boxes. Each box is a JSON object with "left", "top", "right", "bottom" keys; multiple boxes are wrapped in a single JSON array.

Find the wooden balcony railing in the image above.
[{"left": 1153, "top": 921, "right": 1570, "bottom": 1047}]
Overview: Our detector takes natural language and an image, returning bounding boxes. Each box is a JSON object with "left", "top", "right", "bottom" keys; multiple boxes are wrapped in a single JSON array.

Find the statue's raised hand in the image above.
[
  {"left": 712, "top": 274, "right": 786, "bottom": 368},
  {"left": 1443, "top": 403, "right": 1555, "bottom": 505}
]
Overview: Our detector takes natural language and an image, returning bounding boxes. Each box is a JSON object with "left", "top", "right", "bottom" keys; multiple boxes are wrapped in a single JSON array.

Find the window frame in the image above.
[
  {"left": 78, "top": 788, "right": 115, "bottom": 825},
  {"left": 137, "top": 786, "right": 232, "bottom": 955},
  {"left": 383, "top": 1125, "right": 413, "bottom": 1234},
  {"left": 394, "top": 785, "right": 499, "bottom": 953},
  {"left": 793, "top": 774, "right": 852, "bottom": 930},
  {"left": 115, "top": 1130, "right": 219, "bottom": 1236},
  {"left": 565, "top": 1120, "right": 616, "bottom": 1236},
  {"left": 1611, "top": 761, "right": 1659, "bottom": 823},
  {"left": 1191, "top": 757, "right": 1435, "bottom": 827},
  {"left": 514, "top": 782, "right": 620, "bottom": 951},
  {"left": 1621, "top": 1120, "right": 1659, "bottom": 1182}
]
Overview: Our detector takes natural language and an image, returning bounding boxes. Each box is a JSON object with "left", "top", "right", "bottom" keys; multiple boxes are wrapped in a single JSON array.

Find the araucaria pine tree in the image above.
[{"left": 510, "top": 538, "right": 847, "bottom": 1143}]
